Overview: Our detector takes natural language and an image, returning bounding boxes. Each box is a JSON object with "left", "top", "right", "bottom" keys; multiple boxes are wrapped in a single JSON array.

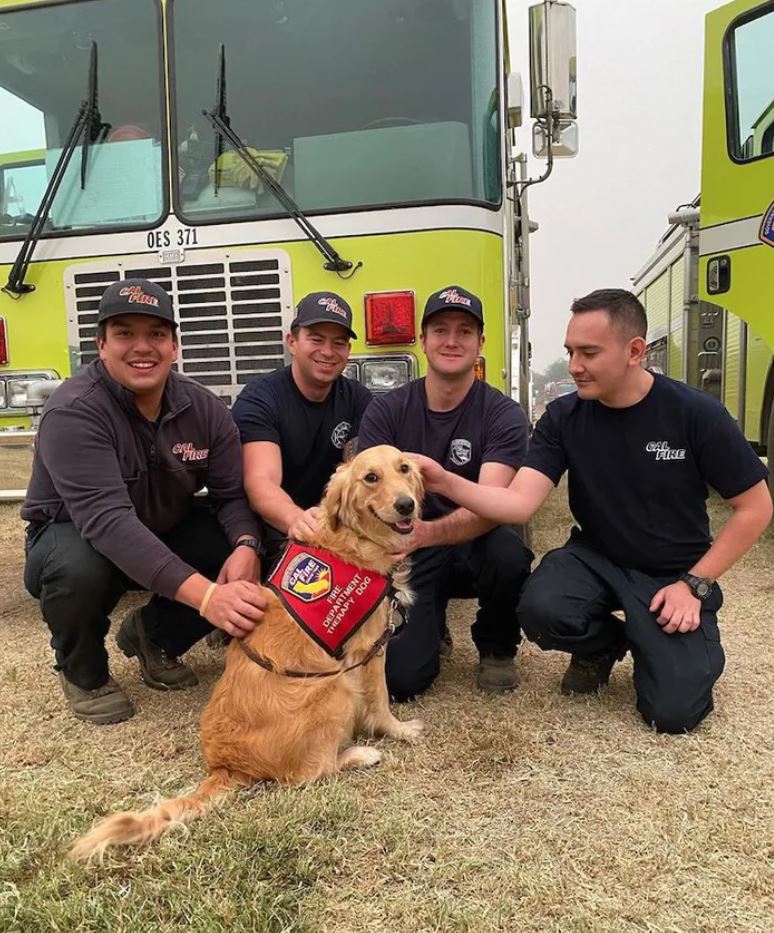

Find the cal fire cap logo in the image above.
[
  {"left": 422, "top": 285, "right": 484, "bottom": 329},
  {"left": 291, "top": 291, "right": 357, "bottom": 339},
  {"left": 266, "top": 543, "right": 391, "bottom": 657},
  {"left": 97, "top": 278, "right": 176, "bottom": 325}
]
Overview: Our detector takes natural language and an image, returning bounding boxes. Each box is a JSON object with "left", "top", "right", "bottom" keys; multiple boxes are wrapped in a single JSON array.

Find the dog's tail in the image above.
[{"left": 69, "top": 768, "right": 239, "bottom": 863}]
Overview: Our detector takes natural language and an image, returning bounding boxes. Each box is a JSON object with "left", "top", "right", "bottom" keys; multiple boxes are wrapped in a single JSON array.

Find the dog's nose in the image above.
[{"left": 394, "top": 495, "right": 415, "bottom": 517}]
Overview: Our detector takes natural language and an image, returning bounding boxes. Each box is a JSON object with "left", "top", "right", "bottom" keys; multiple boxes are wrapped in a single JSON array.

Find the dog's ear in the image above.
[
  {"left": 322, "top": 463, "right": 349, "bottom": 530},
  {"left": 408, "top": 458, "right": 425, "bottom": 509}
]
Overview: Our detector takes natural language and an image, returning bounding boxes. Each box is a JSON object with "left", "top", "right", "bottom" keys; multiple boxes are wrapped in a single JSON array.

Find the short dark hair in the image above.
[
  {"left": 570, "top": 288, "right": 647, "bottom": 340},
  {"left": 95, "top": 319, "right": 176, "bottom": 343}
]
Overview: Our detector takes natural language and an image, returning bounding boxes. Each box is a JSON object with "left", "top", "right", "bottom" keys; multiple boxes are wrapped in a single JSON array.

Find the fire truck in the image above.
[
  {"left": 0, "top": 0, "right": 578, "bottom": 469},
  {"left": 634, "top": 0, "right": 773, "bottom": 492}
]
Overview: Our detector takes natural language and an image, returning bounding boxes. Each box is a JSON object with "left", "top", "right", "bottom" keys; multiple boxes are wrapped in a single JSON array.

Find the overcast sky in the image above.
[{"left": 507, "top": 0, "right": 721, "bottom": 372}]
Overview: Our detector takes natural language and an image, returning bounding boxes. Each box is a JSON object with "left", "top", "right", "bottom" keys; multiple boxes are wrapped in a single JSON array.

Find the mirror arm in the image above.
[{"left": 516, "top": 85, "right": 555, "bottom": 196}]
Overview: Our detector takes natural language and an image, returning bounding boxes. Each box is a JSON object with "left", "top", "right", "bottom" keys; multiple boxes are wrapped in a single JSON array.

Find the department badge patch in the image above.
[
  {"left": 331, "top": 420, "right": 351, "bottom": 449},
  {"left": 449, "top": 438, "right": 472, "bottom": 466},
  {"left": 281, "top": 552, "right": 332, "bottom": 603},
  {"left": 760, "top": 200, "right": 774, "bottom": 248}
]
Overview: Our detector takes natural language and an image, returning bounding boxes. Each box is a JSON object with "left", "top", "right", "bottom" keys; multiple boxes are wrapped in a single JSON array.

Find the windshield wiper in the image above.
[
  {"left": 201, "top": 48, "right": 358, "bottom": 275},
  {"left": 3, "top": 42, "right": 109, "bottom": 298}
]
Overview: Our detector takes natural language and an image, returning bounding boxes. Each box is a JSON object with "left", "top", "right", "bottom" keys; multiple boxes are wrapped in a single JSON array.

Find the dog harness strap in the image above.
[
  {"left": 237, "top": 618, "right": 395, "bottom": 680},
  {"left": 265, "top": 542, "right": 391, "bottom": 658}
]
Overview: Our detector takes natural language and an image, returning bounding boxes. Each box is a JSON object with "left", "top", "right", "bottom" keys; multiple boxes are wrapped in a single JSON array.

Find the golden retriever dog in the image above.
[{"left": 71, "top": 445, "right": 424, "bottom": 861}]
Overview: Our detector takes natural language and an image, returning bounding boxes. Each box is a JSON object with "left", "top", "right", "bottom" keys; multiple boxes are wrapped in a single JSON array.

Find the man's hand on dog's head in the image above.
[
  {"left": 408, "top": 453, "right": 449, "bottom": 494},
  {"left": 204, "top": 581, "right": 267, "bottom": 638}
]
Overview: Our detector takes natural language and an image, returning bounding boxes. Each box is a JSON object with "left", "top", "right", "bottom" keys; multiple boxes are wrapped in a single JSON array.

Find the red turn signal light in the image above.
[
  {"left": 0, "top": 318, "right": 8, "bottom": 366},
  {"left": 364, "top": 291, "right": 416, "bottom": 346},
  {"left": 474, "top": 356, "right": 486, "bottom": 380}
]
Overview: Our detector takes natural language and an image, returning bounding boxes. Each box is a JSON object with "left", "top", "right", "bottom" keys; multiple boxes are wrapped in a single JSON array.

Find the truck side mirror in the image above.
[{"left": 528, "top": 1, "right": 578, "bottom": 159}]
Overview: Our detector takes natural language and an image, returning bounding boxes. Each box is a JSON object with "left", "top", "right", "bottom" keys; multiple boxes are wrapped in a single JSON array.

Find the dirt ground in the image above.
[{"left": 0, "top": 484, "right": 772, "bottom": 932}]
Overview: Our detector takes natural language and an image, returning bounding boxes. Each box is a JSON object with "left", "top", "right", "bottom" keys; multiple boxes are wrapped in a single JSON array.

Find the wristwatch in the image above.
[
  {"left": 234, "top": 536, "right": 261, "bottom": 554},
  {"left": 679, "top": 572, "right": 714, "bottom": 600}
]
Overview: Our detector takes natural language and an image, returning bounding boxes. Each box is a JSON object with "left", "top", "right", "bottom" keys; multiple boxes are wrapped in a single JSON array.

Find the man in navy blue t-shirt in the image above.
[
  {"left": 358, "top": 286, "right": 533, "bottom": 700},
  {"left": 415, "top": 289, "right": 771, "bottom": 733},
  {"left": 232, "top": 292, "right": 372, "bottom": 573}
]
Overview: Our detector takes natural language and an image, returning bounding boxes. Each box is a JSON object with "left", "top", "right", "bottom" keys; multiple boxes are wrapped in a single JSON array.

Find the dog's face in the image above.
[{"left": 322, "top": 445, "right": 424, "bottom": 543}]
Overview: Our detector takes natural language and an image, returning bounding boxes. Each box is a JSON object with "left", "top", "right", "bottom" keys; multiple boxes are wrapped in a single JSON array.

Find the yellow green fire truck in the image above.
[
  {"left": 0, "top": 0, "right": 578, "bottom": 445},
  {"left": 634, "top": 0, "right": 774, "bottom": 489}
]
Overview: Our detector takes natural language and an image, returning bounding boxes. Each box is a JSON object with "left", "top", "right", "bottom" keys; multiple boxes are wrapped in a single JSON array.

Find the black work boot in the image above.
[
  {"left": 477, "top": 656, "right": 519, "bottom": 693},
  {"left": 560, "top": 650, "right": 619, "bottom": 696},
  {"left": 439, "top": 624, "right": 454, "bottom": 661},
  {"left": 58, "top": 671, "right": 135, "bottom": 725},
  {"left": 116, "top": 608, "right": 198, "bottom": 690}
]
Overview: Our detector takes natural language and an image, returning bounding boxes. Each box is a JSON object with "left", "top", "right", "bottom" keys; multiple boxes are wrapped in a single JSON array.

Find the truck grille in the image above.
[{"left": 64, "top": 249, "right": 293, "bottom": 405}]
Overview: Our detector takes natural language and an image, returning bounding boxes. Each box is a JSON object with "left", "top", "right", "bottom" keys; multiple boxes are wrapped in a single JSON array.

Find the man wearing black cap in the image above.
[
  {"left": 358, "top": 285, "right": 533, "bottom": 699},
  {"left": 22, "top": 278, "right": 267, "bottom": 725},
  {"left": 232, "top": 291, "right": 372, "bottom": 573}
]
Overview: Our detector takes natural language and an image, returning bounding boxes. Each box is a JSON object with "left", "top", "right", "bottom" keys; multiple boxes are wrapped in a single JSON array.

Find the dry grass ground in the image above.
[{"left": 0, "top": 485, "right": 772, "bottom": 932}]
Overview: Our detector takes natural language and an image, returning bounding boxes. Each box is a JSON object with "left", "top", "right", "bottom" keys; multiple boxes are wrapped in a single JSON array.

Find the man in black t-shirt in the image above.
[
  {"left": 415, "top": 289, "right": 771, "bottom": 733},
  {"left": 359, "top": 286, "right": 533, "bottom": 700},
  {"left": 232, "top": 292, "right": 372, "bottom": 573}
]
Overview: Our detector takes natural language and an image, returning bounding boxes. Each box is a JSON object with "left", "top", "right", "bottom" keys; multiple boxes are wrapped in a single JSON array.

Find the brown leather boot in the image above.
[
  {"left": 116, "top": 609, "right": 198, "bottom": 690},
  {"left": 58, "top": 671, "right": 135, "bottom": 725},
  {"left": 477, "top": 656, "right": 519, "bottom": 693},
  {"left": 560, "top": 651, "right": 618, "bottom": 695}
]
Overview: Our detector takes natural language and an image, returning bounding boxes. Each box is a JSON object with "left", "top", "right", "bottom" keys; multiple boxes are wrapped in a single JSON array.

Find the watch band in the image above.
[
  {"left": 679, "top": 572, "right": 713, "bottom": 600},
  {"left": 234, "top": 537, "right": 261, "bottom": 553}
]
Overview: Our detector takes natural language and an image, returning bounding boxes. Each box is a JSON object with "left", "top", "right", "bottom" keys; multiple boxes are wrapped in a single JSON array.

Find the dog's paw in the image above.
[
  {"left": 357, "top": 746, "right": 383, "bottom": 768},
  {"left": 393, "top": 718, "right": 425, "bottom": 743},
  {"left": 339, "top": 745, "right": 382, "bottom": 771}
]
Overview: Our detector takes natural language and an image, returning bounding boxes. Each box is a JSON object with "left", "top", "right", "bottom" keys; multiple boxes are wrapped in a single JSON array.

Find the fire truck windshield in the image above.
[
  {"left": 172, "top": 0, "right": 501, "bottom": 223},
  {"left": 0, "top": 0, "right": 166, "bottom": 240}
]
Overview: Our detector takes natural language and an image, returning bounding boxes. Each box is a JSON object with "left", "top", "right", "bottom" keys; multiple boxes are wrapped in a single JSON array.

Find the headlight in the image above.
[
  {"left": 0, "top": 382, "right": 6, "bottom": 409},
  {"left": 343, "top": 362, "right": 359, "bottom": 382},
  {"left": 361, "top": 359, "right": 410, "bottom": 393},
  {"left": 3, "top": 371, "right": 60, "bottom": 410}
]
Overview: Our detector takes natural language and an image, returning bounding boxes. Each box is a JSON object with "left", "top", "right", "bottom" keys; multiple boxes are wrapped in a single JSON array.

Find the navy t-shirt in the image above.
[
  {"left": 526, "top": 374, "right": 768, "bottom": 574},
  {"left": 358, "top": 378, "right": 529, "bottom": 520},
  {"left": 232, "top": 366, "right": 372, "bottom": 509}
]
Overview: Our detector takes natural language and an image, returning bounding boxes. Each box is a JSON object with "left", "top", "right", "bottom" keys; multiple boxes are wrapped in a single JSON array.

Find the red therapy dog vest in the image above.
[{"left": 266, "top": 543, "right": 391, "bottom": 658}]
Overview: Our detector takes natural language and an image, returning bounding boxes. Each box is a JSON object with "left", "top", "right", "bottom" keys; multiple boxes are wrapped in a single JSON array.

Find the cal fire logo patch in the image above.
[
  {"left": 267, "top": 543, "right": 391, "bottom": 657},
  {"left": 280, "top": 551, "right": 332, "bottom": 603}
]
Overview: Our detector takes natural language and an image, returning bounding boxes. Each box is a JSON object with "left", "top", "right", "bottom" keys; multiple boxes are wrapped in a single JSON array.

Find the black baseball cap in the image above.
[
  {"left": 290, "top": 291, "right": 357, "bottom": 339},
  {"left": 98, "top": 278, "right": 176, "bottom": 327},
  {"left": 422, "top": 285, "right": 484, "bottom": 330}
]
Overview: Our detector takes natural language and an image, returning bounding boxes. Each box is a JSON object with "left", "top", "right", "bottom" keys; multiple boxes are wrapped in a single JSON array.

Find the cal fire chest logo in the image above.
[
  {"left": 172, "top": 442, "right": 209, "bottom": 462},
  {"left": 449, "top": 438, "right": 472, "bottom": 466},
  {"left": 645, "top": 440, "right": 686, "bottom": 461},
  {"left": 267, "top": 543, "right": 391, "bottom": 657}
]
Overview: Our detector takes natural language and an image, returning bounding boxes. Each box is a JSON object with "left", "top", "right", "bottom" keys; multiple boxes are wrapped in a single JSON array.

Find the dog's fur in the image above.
[{"left": 71, "top": 445, "right": 424, "bottom": 861}]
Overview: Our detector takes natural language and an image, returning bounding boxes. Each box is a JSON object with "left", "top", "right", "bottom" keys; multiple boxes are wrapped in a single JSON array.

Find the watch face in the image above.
[{"left": 696, "top": 581, "right": 711, "bottom": 598}]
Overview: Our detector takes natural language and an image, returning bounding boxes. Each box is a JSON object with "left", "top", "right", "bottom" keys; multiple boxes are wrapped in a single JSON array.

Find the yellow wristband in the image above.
[{"left": 199, "top": 582, "right": 218, "bottom": 618}]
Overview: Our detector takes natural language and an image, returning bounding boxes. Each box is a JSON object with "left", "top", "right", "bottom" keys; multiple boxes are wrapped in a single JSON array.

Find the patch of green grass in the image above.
[{"left": 0, "top": 777, "right": 360, "bottom": 932}]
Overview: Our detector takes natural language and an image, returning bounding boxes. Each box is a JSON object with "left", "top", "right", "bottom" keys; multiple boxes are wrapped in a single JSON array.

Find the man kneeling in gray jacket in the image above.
[{"left": 22, "top": 279, "right": 267, "bottom": 725}]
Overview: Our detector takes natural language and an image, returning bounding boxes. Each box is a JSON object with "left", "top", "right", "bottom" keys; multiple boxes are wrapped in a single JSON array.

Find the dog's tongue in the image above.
[{"left": 395, "top": 519, "right": 413, "bottom": 531}]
